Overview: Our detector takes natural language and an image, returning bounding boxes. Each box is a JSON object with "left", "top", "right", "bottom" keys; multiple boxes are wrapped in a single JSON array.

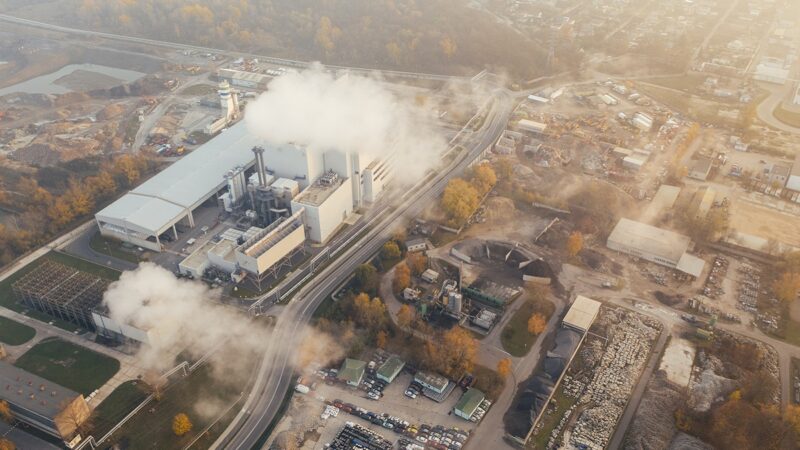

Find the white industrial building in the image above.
[
  {"left": 92, "top": 309, "right": 157, "bottom": 346},
  {"left": 96, "top": 121, "right": 262, "bottom": 252},
  {"left": 607, "top": 218, "right": 706, "bottom": 278},
  {"left": 562, "top": 295, "right": 601, "bottom": 333},
  {"left": 516, "top": 119, "right": 548, "bottom": 135},
  {"left": 754, "top": 58, "right": 790, "bottom": 85},
  {"left": 787, "top": 154, "right": 800, "bottom": 192},
  {"left": 291, "top": 171, "right": 354, "bottom": 243},
  {"left": 235, "top": 210, "right": 306, "bottom": 275}
]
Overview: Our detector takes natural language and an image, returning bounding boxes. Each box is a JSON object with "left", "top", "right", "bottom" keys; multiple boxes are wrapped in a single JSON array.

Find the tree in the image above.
[
  {"left": 566, "top": 231, "right": 583, "bottom": 257},
  {"left": 172, "top": 413, "right": 192, "bottom": 436},
  {"left": 439, "top": 327, "right": 477, "bottom": 378},
  {"left": 441, "top": 178, "right": 480, "bottom": 226},
  {"left": 353, "top": 293, "right": 387, "bottom": 334},
  {"left": 785, "top": 404, "right": 800, "bottom": 435},
  {"left": 495, "top": 158, "right": 514, "bottom": 180},
  {"left": 315, "top": 16, "right": 341, "bottom": 53},
  {"left": 527, "top": 313, "right": 547, "bottom": 335},
  {"left": 397, "top": 304, "right": 415, "bottom": 329},
  {"left": 0, "top": 400, "right": 12, "bottom": 422},
  {"left": 440, "top": 36, "right": 457, "bottom": 58},
  {"left": 393, "top": 263, "right": 411, "bottom": 293},
  {"left": 470, "top": 164, "right": 497, "bottom": 195},
  {"left": 407, "top": 253, "right": 427, "bottom": 276},
  {"left": 381, "top": 241, "right": 401, "bottom": 261},
  {"left": 497, "top": 358, "right": 512, "bottom": 379},
  {"left": 0, "top": 438, "right": 15, "bottom": 450},
  {"left": 354, "top": 264, "right": 378, "bottom": 295},
  {"left": 774, "top": 272, "right": 800, "bottom": 304},
  {"left": 376, "top": 330, "right": 388, "bottom": 349}
]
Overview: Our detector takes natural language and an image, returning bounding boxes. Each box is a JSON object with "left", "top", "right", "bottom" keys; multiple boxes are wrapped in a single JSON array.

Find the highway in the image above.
[
  {"left": 211, "top": 91, "right": 515, "bottom": 450},
  {"left": 0, "top": 14, "right": 463, "bottom": 82}
]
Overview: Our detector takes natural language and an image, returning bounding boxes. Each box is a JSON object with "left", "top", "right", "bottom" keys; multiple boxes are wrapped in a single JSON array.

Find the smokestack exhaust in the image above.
[{"left": 252, "top": 146, "right": 267, "bottom": 187}]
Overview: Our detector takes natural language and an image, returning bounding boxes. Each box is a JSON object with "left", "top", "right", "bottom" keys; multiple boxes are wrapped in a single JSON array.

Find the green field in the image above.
[
  {"left": 529, "top": 385, "right": 576, "bottom": 449},
  {"left": 501, "top": 294, "right": 555, "bottom": 357},
  {"left": 0, "top": 251, "right": 120, "bottom": 332},
  {"left": 99, "top": 364, "right": 250, "bottom": 450},
  {"left": 14, "top": 338, "right": 120, "bottom": 395},
  {"left": 93, "top": 380, "right": 149, "bottom": 437},
  {"left": 0, "top": 316, "right": 36, "bottom": 345}
]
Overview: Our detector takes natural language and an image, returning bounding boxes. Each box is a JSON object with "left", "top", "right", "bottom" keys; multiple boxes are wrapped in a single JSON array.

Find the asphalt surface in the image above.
[{"left": 211, "top": 91, "right": 515, "bottom": 450}]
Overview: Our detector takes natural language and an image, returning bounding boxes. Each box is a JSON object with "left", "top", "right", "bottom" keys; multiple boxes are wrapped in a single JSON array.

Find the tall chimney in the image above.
[{"left": 252, "top": 146, "right": 267, "bottom": 187}]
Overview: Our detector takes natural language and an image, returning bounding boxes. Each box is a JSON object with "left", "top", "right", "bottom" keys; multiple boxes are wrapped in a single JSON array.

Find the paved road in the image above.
[
  {"left": 0, "top": 14, "right": 462, "bottom": 82},
  {"left": 756, "top": 82, "right": 800, "bottom": 135},
  {"left": 211, "top": 91, "right": 515, "bottom": 450}
]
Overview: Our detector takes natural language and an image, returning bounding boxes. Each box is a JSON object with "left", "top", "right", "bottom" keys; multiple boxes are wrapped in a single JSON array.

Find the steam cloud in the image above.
[{"left": 245, "top": 65, "right": 448, "bottom": 182}]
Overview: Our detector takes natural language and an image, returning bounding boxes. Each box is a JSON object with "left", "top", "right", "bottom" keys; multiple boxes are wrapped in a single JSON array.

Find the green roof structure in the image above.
[
  {"left": 376, "top": 356, "right": 405, "bottom": 383},
  {"left": 338, "top": 358, "right": 366, "bottom": 386},
  {"left": 454, "top": 388, "right": 485, "bottom": 420}
]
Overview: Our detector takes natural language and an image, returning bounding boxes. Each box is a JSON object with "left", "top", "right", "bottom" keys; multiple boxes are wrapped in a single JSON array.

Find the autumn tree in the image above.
[
  {"left": 497, "top": 358, "right": 512, "bottom": 379},
  {"left": 172, "top": 413, "right": 192, "bottom": 437},
  {"left": 315, "top": 16, "right": 341, "bottom": 53},
  {"left": 354, "top": 264, "right": 378, "bottom": 295},
  {"left": 353, "top": 293, "right": 387, "bottom": 334},
  {"left": 0, "top": 400, "right": 12, "bottom": 422},
  {"left": 566, "top": 231, "right": 583, "bottom": 257},
  {"left": 397, "top": 304, "right": 415, "bottom": 329},
  {"left": 0, "top": 438, "right": 15, "bottom": 450},
  {"left": 527, "top": 313, "right": 547, "bottom": 335},
  {"left": 439, "top": 327, "right": 478, "bottom": 378},
  {"left": 774, "top": 272, "right": 800, "bottom": 304},
  {"left": 469, "top": 163, "right": 497, "bottom": 195},
  {"left": 381, "top": 241, "right": 402, "bottom": 261},
  {"left": 440, "top": 36, "right": 457, "bottom": 59},
  {"left": 441, "top": 178, "right": 479, "bottom": 226},
  {"left": 376, "top": 330, "right": 388, "bottom": 349},
  {"left": 407, "top": 253, "right": 428, "bottom": 276},
  {"left": 393, "top": 263, "right": 411, "bottom": 293}
]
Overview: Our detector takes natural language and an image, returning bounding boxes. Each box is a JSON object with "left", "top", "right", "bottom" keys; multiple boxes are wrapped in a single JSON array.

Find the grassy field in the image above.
[
  {"left": 501, "top": 293, "right": 555, "bottom": 357},
  {"left": 0, "top": 251, "right": 120, "bottom": 332},
  {"left": 99, "top": 363, "right": 249, "bottom": 450},
  {"left": 773, "top": 105, "right": 800, "bottom": 129},
  {"left": 0, "top": 316, "right": 36, "bottom": 345},
  {"left": 89, "top": 232, "right": 143, "bottom": 264},
  {"left": 646, "top": 73, "right": 707, "bottom": 93},
  {"left": 14, "top": 338, "right": 120, "bottom": 395},
  {"left": 528, "top": 385, "right": 576, "bottom": 449},
  {"left": 93, "top": 380, "right": 150, "bottom": 437}
]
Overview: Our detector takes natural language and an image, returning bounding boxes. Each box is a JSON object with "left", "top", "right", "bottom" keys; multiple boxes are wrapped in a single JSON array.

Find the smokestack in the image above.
[{"left": 252, "top": 146, "right": 267, "bottom": 187}]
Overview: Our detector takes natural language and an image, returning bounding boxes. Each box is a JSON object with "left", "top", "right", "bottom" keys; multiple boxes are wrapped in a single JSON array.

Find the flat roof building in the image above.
[
  {"left": 0, "top": 361, "right": 91, "bottom": 442},
  {"left": 562, "top": 296, "right": 601, "bottom": 332},
  {"left": 414, "top": 371, "right": 449, "bottom": 394},
  {"left": 607, "top": 218, "right": 705, "bottom": 278},
  {"left": 517, "top": 119, "right": 548, "bottom": 135},
  {"left": 235, "top": 210, "right": 306, "bottom": 275},
  {"left": 788, "top": 153, "right": 800, "bottom": 192},
  {"left": 291, "top": 171, "right": 354, "bottom": 243},
  {"left": 688, "top": 157, "right": 713, "bottom": 181}
]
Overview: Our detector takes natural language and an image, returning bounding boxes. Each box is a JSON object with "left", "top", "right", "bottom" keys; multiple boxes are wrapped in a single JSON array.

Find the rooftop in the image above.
[
  {"left": 676, "top": 253, "right": 706, "bottom": 278},
  {"left": 377, "top": 356, "right": 405, "bottom": 379},
  {"left": 338, "top": 359, "right": 366, "bottom": 384},
  {"left": 772, "top": 164, "right": 791, "bottom": 177},
  {"left": 690, "top": 157, "right": 713, "bottom": 174},
  {"left": 96, "top": 120, "right": 263, "bottom": 234},
  {"left": 0, "top": 361, "right": 82, "bottom": 419},
  {"left": 239, "top": 211, "right": 304, "bottom": 258},
  {"left": 607, "top": 218, "right": 692, "bottom": 263},
  {"left": 454, "top": 388, "right": 485, "bottom": 415},
  {"left": 562, "top": 295, "right": 601, "bottom": 332},
  {"left": 414, "top": 371, "right": 449, "bottom": 391},
  {"left": 293, "top": 171, "right": 347, "bottom": 207}
]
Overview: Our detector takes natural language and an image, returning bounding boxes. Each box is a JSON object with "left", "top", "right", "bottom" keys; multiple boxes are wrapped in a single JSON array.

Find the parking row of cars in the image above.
[{"left": 327, "top": 399, "right": 469, "bottom": 450}]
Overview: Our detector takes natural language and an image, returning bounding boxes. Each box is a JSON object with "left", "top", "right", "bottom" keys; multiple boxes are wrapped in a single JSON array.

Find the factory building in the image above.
[
  {"left": 607, "top": 218, "right": 705, "bottom": 278},
  {"left": 217, "top": 68, "right": 271, "bottom": 90},
  {"left": 0, "top": 362, "right": 91, "bottom": 442},
  {"left": 516, "top": 119, "right": 548, "bottom": 135},
  {"left": 562, "top": 296, "right": 601, "bottom": 333},
  {"left": 234, "top": 210, "right": 306, "bottom": 277},
  {"left": 95, "top": 121, "right": 262, "bottom": 252},
  {"left": 12, "top": 261, "right": 110, "bottom": 330},
  {"left": 92, "top": 308, "right": 155, "bottom": 346},
  {"left": 291, "top": 171, "right": 354, "bottom": 243}
]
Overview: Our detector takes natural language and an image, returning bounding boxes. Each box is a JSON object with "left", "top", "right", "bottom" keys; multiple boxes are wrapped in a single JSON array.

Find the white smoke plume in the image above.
[
  {"left": 102, "top": 263, "right": 344, "bottom": 377},
  {"left": 245, "top": 65, "right": 448, "bottom": 182}
]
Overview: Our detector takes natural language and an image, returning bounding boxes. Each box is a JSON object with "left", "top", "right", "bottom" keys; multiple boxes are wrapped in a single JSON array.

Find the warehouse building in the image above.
[
  {"left": 788, "top": 154, "right": 800, "bottom": 192},
  {"left": 688, "top": 157, "right": 713, "bottom": 181},
  {"left": 516, "top": 119, "right": 548, "bottom": 135},
  {"left": 562, "top": 295, "right": 601, "bottom": 333},
  {"left": 0, "top": 362, "right": 91, "bottom": 442},
  {"left": 12, "top": 261, "right": 110, "bottom": 330},
  {"left": 454, "top": 388, "right": 486, "bottom": 420},
  {"left": 96, "top": 121, "right": 262, "bottom": 251},
  {"left": 217, "top": 68, "right": 271, "bottom": 90},
  {"left": 92, "top": 307, "right": 155, "bottom": 346},
  {"left": 607, "top": 218, "right": 705, "bottom": 278}
]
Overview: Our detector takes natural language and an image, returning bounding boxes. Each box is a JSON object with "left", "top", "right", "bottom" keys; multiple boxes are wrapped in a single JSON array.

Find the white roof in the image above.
[
  {"left": 563, "top": 295, "right": 601, "bottom": 331},
  {"left": 676, "top": 253, "right": 706, "bottom": 278},
  {"left": 607, "top": 218, "right": 691, "bottom": 263},
  {"left": 96, "top": 121, "right": 262, "bottom": 234}
]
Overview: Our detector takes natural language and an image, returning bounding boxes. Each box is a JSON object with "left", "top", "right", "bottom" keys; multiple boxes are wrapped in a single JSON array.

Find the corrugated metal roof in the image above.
[
  {"left": 562, "top": 295, "right": 601, "bottom": 332},
  {"left": 96, "top": 121, "right": 262, "bottom": 234},
  {"left": 607, "top": 218, "right": 691, "bottom": 264},
  {"left": 0, "top": 361, "right": 81, "bottom": 419}
]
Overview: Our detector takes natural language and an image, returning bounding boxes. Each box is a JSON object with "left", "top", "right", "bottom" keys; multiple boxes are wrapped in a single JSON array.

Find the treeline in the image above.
[
  {"left": 0, "top": 154, "right": 156, "bottom": 265},
  {"left": 9, "top": 0, "right": 547, "bottom": 79}
]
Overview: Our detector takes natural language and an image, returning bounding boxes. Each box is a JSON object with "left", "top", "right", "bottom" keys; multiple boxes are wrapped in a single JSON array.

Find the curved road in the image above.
[
  {"left": 211, "top": 91, "right": 515, "bottom": 450},
  {"left": 756, "top": 82, "right": 800, "bottom": 135}
]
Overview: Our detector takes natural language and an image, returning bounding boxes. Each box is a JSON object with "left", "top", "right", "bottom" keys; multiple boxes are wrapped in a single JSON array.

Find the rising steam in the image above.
[{"left": 244, "top": 65, "right": 448, "bottom": 182}]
